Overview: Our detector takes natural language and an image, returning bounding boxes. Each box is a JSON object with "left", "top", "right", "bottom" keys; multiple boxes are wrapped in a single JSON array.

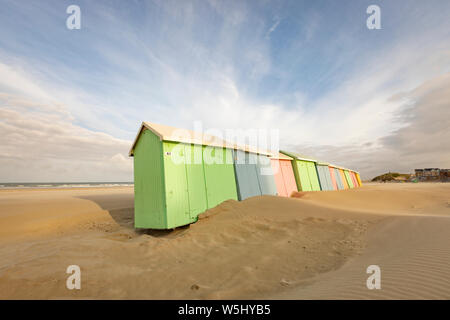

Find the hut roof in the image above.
[
  {"left": 279, "top": 151, "right": 360, "bottom": 173},
  {"left": 129, "top": 122, "right": 273, "bottom": 157},
  {"left": 321, "top": 162, "right": 359, "bottom": 174},
  {"left": 269, "top": 152, "right": 293, "bottom": 160},
  {"left": 328, "top": 163, "right": 345, "bottom": 170},
  {"left": 279, "top": 150, "right": 318, "bottom": 163}
]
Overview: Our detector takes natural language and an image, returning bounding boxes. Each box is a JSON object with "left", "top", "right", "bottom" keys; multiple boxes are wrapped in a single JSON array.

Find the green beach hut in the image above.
[
  {"left": 343, "top": 169, "right": 355, "bottom": 188},
  {"left": 129, "top": 122, "right": 239, "bottom": 229},
  {"left": 280, "top": 151, "right": 321, "bottom": 191}
]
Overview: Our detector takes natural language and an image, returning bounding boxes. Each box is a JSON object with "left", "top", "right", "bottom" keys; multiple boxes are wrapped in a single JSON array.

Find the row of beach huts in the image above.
[{"left": 129, "top": 122, "right": 362, "bottom": 229}]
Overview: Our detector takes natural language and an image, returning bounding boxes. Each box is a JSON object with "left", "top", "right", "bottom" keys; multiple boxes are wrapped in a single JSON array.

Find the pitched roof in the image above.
[
  {"left": 270, "top": 152, "right": 293, "bottom": 160},
  {"left": 327, "top": 163, "right": 342, "bottom": 169},
  {"left": 273, "top": 150, "right": 360, "bottom": 173},
  {"left": 279, "top": 150, "right": 318, "bottom": 162},
  {"left": 328, "top": 163, "right": 353, "bottom": 171},
  {"left": 129, "top": 122, "right": 273, "bottom": 157}
]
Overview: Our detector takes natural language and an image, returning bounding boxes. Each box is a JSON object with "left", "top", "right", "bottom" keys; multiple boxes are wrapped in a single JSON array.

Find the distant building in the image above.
[
  {"left": 414, "top": 168, "right": 449, "bottom": 182},
  {"left": 440, "top": 169, "right": 450, "bottom": 182}
]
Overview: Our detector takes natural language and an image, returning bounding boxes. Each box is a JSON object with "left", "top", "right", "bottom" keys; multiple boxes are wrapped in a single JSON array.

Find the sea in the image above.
[{"left": 0, "top": 182, "right": 134, "bottom": 190}]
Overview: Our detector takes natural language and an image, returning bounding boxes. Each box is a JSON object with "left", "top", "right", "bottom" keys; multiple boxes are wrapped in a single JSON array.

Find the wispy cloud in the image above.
[
  {"left": 295, "top": 72, "right": 450, "bottom": 178},
  {"left": 0, "top": 92, "right": 132, "bottom": 182},
  {"left": 266, "top": 18, "right": 280, "bottom": 38}
]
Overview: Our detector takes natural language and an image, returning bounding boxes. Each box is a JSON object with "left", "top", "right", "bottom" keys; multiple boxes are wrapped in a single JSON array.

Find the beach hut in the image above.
[
  {"left": 350, "top": 171, "right": 359, "bottom": 187},
  {"left": 232, "top": 149, "right": 277, "bottom": 200},
  {"left": 316, "top": 162, "right": 334, "bottom": 191},
  {"left": 334, "top": 168, "right": 344, "bottom": 190},
  {"left": 270, "top": 152, "right": 298, "bottom": 197},
  {"left": 129, "top": 122, "right": 240, "bottom": 229},
  {"left": 335, "top": 167, "right": 344, "bottom": 190},
  {"left": 280, "top": 151, "right": 321, "bottom": 191},
  {"left": 256, "top": 154, "right": 278, "bottom": 196},
  {"left": 339, "top": 169, "right": 349, "bottom": 189},
  {"left": 355, "top": 172, "right": 363, "bottom": 186},
  {"left": 327, "top": 165, "right": 339, "bottom": 190},
  {"left": 343, "top": 170, "right": 355, "bottom": 188}
]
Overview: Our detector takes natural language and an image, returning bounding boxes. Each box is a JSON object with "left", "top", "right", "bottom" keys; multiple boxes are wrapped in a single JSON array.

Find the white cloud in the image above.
[
  {"left": 0, "top": 93, "right": 133, "bottom": 182},
  {"left": 266, "top": 18, "right": 280, "bottom": 38},
  {"left": 295, "top": 73, "right": 450, "bottom": 179},
  {"left": 0, "top": 63, "right": 52, "bottom": 101}
]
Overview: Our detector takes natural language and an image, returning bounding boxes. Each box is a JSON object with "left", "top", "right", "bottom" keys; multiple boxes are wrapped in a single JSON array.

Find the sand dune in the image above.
[
  {"left": 0, "top": 183, "right": 449, "bottom": 299},
  {"left": 272, "top": 215, "right": 450, "bottom": 299}
]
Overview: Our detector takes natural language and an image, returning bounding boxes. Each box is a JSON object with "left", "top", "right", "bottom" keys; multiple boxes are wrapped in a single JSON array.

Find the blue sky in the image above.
[{"left": 0, "top": 0, "right": 449, "bottom": 181}]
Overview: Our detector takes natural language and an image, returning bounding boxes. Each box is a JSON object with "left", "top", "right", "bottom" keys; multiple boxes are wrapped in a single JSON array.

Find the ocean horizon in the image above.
[{"left": 0, "top": 182, "right": 134, "bottom": 189}]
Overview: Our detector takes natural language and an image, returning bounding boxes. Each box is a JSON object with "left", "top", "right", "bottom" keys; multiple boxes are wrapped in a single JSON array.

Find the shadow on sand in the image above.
[{"left": 76, "top": 194, "right": 190, "bottom": 238}]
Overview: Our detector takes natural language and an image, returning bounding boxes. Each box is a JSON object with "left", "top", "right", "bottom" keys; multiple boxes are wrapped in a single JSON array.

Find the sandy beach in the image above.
[{"left": 0, "top": 183, "right": 449, "bottom": 299}]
